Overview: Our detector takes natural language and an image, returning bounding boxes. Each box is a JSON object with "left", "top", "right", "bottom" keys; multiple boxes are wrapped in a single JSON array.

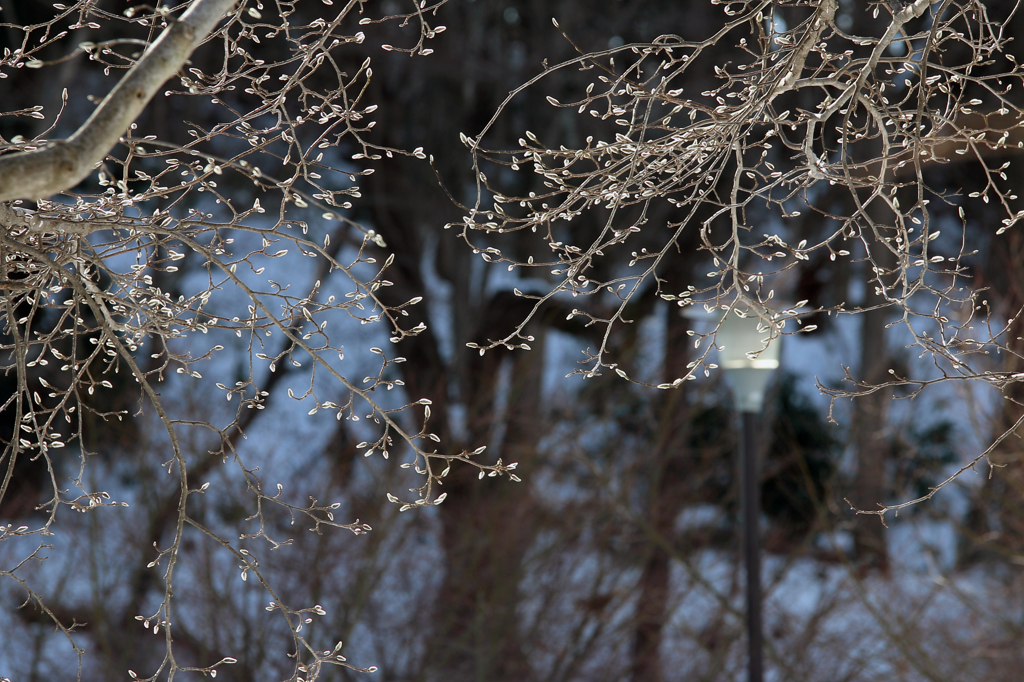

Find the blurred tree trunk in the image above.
[
  {"left": 962, "top": 228, "right": 1024, "bottom": 562},
  {"left": 631, "top": 301, "right": 691, "bottom": 682},
  {"left": 426, "top": 292, "right": 544, "bottom": 682},
  {"left": 850, "top": 259, "right": 891, "bottom": 573}
]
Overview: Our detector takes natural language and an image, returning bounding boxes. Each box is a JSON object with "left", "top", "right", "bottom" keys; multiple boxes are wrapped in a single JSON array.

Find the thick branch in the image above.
[{"left": 0, "top": 0, "right": 238, "bottom": 203}]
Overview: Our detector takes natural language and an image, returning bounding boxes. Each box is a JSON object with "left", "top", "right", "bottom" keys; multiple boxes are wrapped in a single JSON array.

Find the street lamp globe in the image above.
[{"left": 716, "top": 306, "right": 782, "bottom": 413}]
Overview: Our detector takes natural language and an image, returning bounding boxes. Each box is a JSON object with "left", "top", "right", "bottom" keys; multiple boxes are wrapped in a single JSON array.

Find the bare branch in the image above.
[{"left": 0, "top": 0, "right": 238, "bottom": 202}]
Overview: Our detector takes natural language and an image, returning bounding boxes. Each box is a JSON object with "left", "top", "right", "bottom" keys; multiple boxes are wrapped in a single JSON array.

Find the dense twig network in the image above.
[
  {"left": 0, "top": 0, "right": 518, "bottom": 679},
  {"left": 456, "top": 0, "right": 1024, "bottom": 513}
]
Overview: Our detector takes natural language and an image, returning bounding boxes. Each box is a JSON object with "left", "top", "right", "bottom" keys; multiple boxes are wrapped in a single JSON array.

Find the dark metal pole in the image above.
[{"left": 740, "top": 410, "right": 763, "bottom": 682}]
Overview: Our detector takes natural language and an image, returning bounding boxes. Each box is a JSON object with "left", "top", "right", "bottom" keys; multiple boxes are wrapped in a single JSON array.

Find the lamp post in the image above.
[{"left": 716, "top": 306, "right": 782, "bottom": 682}]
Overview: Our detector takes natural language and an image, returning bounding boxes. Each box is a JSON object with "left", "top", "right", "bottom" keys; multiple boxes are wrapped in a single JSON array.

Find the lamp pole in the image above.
[
  {"left": 715, "top": 306, "right": 781, "bottom": 682},
  {"left": 740, "top": 409, "right": 763, "bottom": 682}
]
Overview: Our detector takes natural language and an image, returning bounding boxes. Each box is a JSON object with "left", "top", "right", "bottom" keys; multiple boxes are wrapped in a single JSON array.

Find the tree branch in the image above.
[{"left": 0, "top": 0, "right": 238, "bottom": 203}]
